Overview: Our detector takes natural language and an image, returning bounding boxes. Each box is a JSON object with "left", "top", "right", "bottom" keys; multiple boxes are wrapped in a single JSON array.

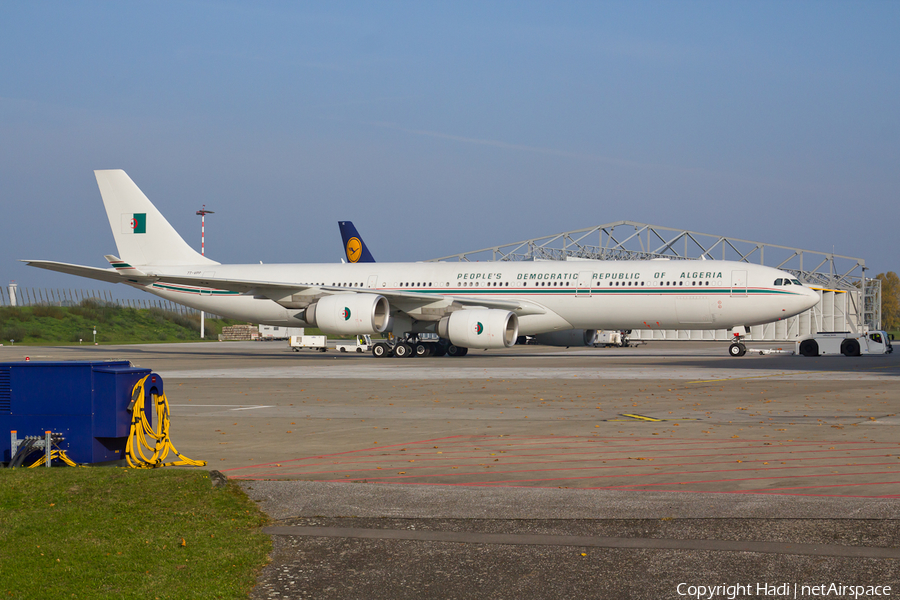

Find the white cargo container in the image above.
[
  {"left": 289, "top": 335, "right": 328, "bottom": 352},
  {"left": 796, "top": 331, "right": 893, "bottom": 357},
  {"left": 259, "top": 325, "right": 304, "bottom": 340},
  {"left": 594, "top": 331, "right": 623, "bottom": 347}
]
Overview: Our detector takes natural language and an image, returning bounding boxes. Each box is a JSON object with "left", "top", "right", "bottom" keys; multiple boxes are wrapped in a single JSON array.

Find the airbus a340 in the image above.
[{"left": 25, "top": 170, "right": 819, "bottom": 358}]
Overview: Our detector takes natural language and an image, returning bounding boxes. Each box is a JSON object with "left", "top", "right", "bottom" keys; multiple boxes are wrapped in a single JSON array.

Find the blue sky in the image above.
[{"left": 2, "top": 1, "right": 898, "bottom": 296}]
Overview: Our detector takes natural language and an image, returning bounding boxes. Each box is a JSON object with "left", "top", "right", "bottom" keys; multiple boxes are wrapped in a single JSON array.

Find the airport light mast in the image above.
[{"left": 196, "top": 205, "right": 214, "bottom": 339}]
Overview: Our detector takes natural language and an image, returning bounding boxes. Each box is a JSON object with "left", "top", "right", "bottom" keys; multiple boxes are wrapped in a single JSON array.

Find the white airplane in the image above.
[{"left": 25, "top": 170, "right": 819, "bottom": 358}]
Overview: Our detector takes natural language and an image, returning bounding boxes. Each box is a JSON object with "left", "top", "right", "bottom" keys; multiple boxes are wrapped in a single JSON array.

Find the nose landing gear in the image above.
[
  {"left": 728, "top": 342, "right": 747, "bottom": 357},
  {"left": 728, "top": 327, "right": 749, "bottom": 357}
]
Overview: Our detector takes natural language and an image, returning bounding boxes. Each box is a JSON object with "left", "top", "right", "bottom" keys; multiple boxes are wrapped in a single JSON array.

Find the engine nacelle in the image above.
[
  {"left": 305, "top": 293, "right": 390, "bottom": 335},
  {"left": 437, "top": 309, "right": 518, "bottom": 349},
  {"left": 532, "top": 329, "right": 597, "bottom": 347}
]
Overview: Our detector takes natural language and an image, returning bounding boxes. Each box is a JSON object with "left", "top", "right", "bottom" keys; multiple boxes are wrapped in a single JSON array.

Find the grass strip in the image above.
[
  {"left": 0, "top": 468, "right": 270, "bottom": 599},
  {"left": 0, "top": 302, "right": 243, "bottom": 345}
]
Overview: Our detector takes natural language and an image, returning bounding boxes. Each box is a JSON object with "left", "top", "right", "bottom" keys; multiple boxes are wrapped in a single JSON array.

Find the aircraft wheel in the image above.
[
  {"left": 728, "top": 343, "right": 745, "bottom": 357},
  {"left": 394, "top": 343, "right": 413, "bottom": 358},
  {"left": 372, "top": 342, "right": 391, "bottom": 358},
  {"left": 447, "top": 345, "right": 468, "bottom": 357},
  {"left": 415, "top": 343, "right": 432, "bottom": 357}
]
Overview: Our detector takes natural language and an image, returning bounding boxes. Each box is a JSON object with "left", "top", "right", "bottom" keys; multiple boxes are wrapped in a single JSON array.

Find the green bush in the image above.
[{"left": 1, "top": 324, "right": 26, "bottom": 342}]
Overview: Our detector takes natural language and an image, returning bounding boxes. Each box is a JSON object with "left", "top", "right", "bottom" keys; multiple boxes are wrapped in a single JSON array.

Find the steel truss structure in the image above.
[{"left": 430, "top": 221, "right": 881, "bottom": 336}]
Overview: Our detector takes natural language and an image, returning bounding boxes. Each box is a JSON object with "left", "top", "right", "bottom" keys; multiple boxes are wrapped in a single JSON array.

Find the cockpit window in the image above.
[
  {"left": 783, "top": 279, "right": 792, "bottom": 285},
  {"left": 791, "top": 279, "right": 802, "bottom": 285},
  {"left": 774, "top": 278, "right": 783, "bottom": 286}
]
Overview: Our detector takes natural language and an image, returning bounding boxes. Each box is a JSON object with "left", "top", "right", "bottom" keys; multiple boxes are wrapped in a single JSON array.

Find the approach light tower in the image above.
[{"left": 196, "top": 205, "right": 214, "bottom": 338}]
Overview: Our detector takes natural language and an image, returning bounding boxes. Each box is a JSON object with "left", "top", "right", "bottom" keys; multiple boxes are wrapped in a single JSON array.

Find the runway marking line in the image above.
[
  {"left": 226, "top": 435, "right": 900, "bottom": 497},
  {"left": 244, "top": 444, "right": 900, "bottom": 474},
  {"left": 310, "top": 461, "right": 900, "bottom": 484},
  {"left": 606, "top": 413, "right": 699, "bottom": 422},
  {"left": 242, "top": 451, "right": 900, "bottom": 478}
]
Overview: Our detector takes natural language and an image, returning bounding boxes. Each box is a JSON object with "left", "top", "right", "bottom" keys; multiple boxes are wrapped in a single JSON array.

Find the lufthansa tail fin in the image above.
[
  {"left": 95, "top": 170, "right": 218, "bottom": 267},
  {"left": 338, "top": 221, "right": 376, "bottom": 263}
]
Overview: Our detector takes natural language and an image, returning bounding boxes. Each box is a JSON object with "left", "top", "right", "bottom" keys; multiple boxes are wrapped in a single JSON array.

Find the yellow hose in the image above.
[
  {"left": 126, "top": 375, "right": 206, "bottom": 469},
  {"left": 26, "top": 449, "right": 80, "bottom": 468}
]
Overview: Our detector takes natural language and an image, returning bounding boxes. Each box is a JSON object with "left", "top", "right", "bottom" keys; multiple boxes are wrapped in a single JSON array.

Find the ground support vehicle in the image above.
[
  {"left": 796, "top": 331, "right": 893, "bottom": 357},
  {"left": 289, "top": 335, "right": 328, "bottom": 352},
  {"left": 334, "top": 335, "right": 373, "bottom": 353},
  {"left": 593, "top": 331, "right": 624, "bottom": 347}
]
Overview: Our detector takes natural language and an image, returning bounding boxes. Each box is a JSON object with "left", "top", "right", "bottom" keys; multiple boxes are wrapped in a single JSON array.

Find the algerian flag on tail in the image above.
[{"left": 122, "top": 213, "right": 146, "bottom": 234}]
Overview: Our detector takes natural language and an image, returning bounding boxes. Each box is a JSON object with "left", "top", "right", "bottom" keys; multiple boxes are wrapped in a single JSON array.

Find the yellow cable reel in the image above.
[{"left": 126, "top": 375, "right": 206, "bottom": 469}]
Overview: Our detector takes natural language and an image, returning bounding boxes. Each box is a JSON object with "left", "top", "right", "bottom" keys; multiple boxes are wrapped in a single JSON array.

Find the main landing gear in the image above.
[{"left": 372, "top": 336, "right": 465, "bottom": 358}]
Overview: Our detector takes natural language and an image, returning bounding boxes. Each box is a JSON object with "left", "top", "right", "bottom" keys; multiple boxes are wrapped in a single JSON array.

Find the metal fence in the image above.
[{"left": 0, "top": 287, "right": 220, "bottom": 318}]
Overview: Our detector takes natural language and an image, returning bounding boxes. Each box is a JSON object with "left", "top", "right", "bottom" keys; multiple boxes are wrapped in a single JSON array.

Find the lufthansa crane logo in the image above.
[
  {"left": 342, "top": 307, "right": 352, "bottom": 321},
  {"left": 346, "top": 237, "right": 362, "bottom": 263}
]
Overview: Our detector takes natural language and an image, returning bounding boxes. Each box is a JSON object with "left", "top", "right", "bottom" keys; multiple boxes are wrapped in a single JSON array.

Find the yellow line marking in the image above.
[
  {"left": 620, "top": 413, "right": 663, "bottom": 421},
  {"left": 687, "top": 371, "right": 818, "bottom": 384},
  {"left": 605, "top": 413, "right": 701, "bottom": 422}
]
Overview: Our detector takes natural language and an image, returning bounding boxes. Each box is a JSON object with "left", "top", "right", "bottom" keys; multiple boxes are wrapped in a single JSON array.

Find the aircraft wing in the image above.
[
  {"left": 22, "top": 260, "right": 131, "bottom": 285},
  {"left": 148, "top": 273, "right": 546, "bottom": 315},
  {"left": 22, "top": 263, "right": 546, "bottom": 316}
]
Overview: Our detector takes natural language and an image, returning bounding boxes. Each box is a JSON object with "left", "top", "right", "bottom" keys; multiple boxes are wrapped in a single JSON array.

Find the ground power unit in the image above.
[{"left": 0, "top": 361, "right": 161, "bottom": 465}]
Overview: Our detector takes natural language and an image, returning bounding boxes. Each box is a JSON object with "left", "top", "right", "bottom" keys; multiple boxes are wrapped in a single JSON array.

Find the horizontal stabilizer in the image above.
[
  {"left": 104, "top": 255, "right": 148, "bottom": 277},
  {"left": 22, "top": 260, "right": 133, "bottom": 284}
]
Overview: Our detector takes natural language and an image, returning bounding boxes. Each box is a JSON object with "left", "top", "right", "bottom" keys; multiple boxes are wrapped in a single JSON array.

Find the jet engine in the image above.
[
  {"left": 532, "top": 329, "right": 597, "bottom": 347},
  {"left": 437, "top": 309, "right": 519, "bottom": 349},
  {"left": 304, "top": 293, "right": 390, "bottom": 335}
]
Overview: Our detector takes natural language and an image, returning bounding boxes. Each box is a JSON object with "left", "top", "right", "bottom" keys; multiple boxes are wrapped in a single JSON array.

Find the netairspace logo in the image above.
[{"left": 676, "top": 582, "right": 892, "bottom": 599}]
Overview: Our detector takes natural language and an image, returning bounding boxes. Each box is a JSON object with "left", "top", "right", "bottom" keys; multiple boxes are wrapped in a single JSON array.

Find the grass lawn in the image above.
[
  {"left": 0, "top": 303, "right": 243, "bottom": 346},
  {"left": 0, "top": 468, "right": 270, "bottom": 599}
]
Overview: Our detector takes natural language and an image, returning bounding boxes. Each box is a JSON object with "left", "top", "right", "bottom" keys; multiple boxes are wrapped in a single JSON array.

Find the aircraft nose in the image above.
[{"left": 800, "top": 286, "right": 820, "bottom": 311}]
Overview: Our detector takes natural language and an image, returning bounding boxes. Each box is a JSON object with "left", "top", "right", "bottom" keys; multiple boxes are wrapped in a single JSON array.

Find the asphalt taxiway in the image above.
[{"left": 3, "top": 341, "right": 898, "bottom": 598}]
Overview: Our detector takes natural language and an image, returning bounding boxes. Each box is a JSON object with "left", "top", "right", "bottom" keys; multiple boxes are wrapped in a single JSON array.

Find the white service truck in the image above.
[
  {"left": 796, "top": 331, "right": 893, "bottom": 357},
  {"left": 333, "top": 335, "right": 373, "bottom": 353},
  {"left": 289, "top": 335, "right": 328, "bottom": 352}
]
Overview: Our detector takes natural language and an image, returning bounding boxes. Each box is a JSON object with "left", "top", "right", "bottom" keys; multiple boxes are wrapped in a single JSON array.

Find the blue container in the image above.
[{"left": 0, "top": 361, "right": 163, "bottom": 464}]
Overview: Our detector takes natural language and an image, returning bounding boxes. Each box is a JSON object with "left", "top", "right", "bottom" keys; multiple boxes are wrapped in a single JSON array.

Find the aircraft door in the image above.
[
  {"left": 731, "top": 270, "right": 748, "bottom": 297},
  {"left": 367, "top": 275, "right": 378, "bottom": 289},
  {"left": 576, "top": 271, "right": 592, "bottom": 297}
]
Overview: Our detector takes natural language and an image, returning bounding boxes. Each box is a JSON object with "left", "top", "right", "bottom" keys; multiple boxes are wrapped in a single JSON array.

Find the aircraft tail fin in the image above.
[
  {"left": 94, "top": 170, "right": 218, "bottom": 267},
  {"left": 338, "top": 221, "right": 376, "bottom": 263}
]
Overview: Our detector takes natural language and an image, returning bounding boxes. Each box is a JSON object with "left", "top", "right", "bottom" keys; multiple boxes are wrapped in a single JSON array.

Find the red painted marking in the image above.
[{"left": 221, "top": 435, "right": 469, "bottom": 472}]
